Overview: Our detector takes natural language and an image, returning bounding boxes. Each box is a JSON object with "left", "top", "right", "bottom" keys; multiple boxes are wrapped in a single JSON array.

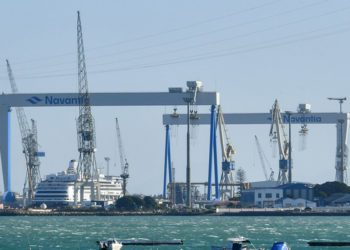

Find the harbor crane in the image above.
[
  {"left": 75, "top": 11, "right": 100, "bottom": 201},
  {"left": 254, "top": 135, "right": 274, "bottom": 181},
  {"left": 116, "top": 118, "right": 129, "bottom": 196},
  {"left": 269, "top": 100, "right": 289, "bottom": 184},
  {"left": 217, "top": 106, "right": 236, "bottom": 199},
  {"left": 6, "top": 60, "right": 43, "bottom": 206},
  {"left": 76, "top": 11, "right": 97, "bottom": 181}
]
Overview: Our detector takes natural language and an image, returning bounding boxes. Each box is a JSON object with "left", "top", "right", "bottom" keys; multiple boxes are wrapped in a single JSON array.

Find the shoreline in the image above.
[{"left": 1, "top": 209, "right": 350, "bottom": 216}]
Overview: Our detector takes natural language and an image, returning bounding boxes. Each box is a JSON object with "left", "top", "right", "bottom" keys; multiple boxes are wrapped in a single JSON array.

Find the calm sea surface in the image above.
[{"left": 0, "top": 216, "right": 349, "bottom": 250}]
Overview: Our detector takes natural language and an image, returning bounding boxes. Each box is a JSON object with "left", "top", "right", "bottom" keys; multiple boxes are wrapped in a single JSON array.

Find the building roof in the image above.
[
  {"left": 332, "top": 194, "right": 350, "bottom": 204},
  {"left": 278, "top": 182, "right": 314, "bottom": 190}
]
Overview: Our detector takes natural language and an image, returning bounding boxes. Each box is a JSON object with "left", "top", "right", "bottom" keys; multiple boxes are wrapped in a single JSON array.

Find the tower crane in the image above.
[
  {"left": 76, "top": 11, "right": 98, "bottom": 183},
  {"left": 115, "top": 118, "right": 129, "bottom": 196},
  {"left": 217, "top": 106, "right": 236, "bottom": 199},
  {"left": 6, "top": 59, "right": 43, "bottom": 206},
  {"left": 269, "top": 99, "right": 289, "bottom": 184},
  {"left": 254, "top": 135, "right": 274, "bottom": 181}
]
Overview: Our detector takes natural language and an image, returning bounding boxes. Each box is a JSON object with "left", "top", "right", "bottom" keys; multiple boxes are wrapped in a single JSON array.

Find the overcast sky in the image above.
[{"left": 0, "top": 0, "right": 350, "bottom": 195}]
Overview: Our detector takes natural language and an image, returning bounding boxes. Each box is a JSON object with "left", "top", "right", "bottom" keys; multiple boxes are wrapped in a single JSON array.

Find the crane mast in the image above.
[
  {"left": 115, "top": 118, "right": 129, "bottom": 196},
  {"left": 6, "top": 60, "right": 42, "bottom": 205},
  {"left": 217, "top": 106, "right": 235, "bottom": 199},
  {"left": 269, "top": 99, "right": 289, "bottom": 184},
  {"left": 76, "top": 11, "right": 98, "bottom": 182}
]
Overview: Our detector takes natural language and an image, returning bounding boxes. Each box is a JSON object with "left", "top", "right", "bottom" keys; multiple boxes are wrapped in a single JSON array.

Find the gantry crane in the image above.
[
  {"left": 6, "top": 59, "right": 43, "bottom": 206},
  {"left": 269, "top": 99, "right": 289, "bottom": 184},
  {"left": 115, "top": 118, "right": 129, "bottom": 196},
  {"left": 217, "top": 106, "right": 236, "bottom": 199},
  {"left": 254, "top": 135, "right": 274, "bottom": 181}
]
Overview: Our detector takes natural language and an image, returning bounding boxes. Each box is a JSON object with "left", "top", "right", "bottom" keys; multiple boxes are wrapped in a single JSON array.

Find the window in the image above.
[
  {"left": 276, "top": 193, "right": 280, "bottom": 198},
  {"left": 265, "top": 193, "right": 272, "bottom": 198},
  {"left": 258, "top": 193, "right": 262, "bottom": 198}
]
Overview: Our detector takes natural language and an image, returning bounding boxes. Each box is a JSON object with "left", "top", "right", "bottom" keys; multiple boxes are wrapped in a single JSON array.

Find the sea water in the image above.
[{"left": 0, "top": 216, "right": 349, "bottom": 250}]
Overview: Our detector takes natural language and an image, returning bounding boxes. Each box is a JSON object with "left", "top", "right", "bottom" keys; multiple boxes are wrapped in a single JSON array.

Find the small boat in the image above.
[
  {"left": 270, "top": 242, "right": 289, "bottom": 250},
  {"left": 211, "top": 237, "right": 290, "bottom": 250},
  {"left": 211, "top": 236, "right": 259, "bottom": 250},
  {"left": 308, "top": 241, "right": 350, "bottom": 247},
  {"left": 97, "top": 239, "right": 122, "bottom": 250},
  {"left": 97, "top": 239, "right": 184, "bottom": 250}
]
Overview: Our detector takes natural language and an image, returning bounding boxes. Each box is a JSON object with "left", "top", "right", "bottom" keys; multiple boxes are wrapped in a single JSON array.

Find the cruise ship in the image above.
[{"left": 33, "top": 160, "right": 123, "bottom": 207}]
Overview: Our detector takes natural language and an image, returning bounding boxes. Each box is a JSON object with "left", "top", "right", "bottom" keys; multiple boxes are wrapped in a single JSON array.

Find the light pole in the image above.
[
  {"left": 338, "top": 119, "right": 344, "bottom": 183},
  {"left": 182, "top": 95, "right": 192, "bottom": 208},
  {"left": 185, "top": 99, "right": 191, "bottom": 208},
  {"left": 183, "top": 81, "right": 202, "bottom": 209},
  {"left": 285, "top": 111, "right": 293, "bottom": 183}
]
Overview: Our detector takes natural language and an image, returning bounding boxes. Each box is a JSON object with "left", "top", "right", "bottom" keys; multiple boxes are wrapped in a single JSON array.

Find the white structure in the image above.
[
  {"left": 277, "top": 198, "right": 316, "bottom": 208},
  {"left": 34, "top": 160, "right": 123, "bottom": 207},
  {"left": 0, "top": 86, "right": 219, "bottom": 194},
  {"left": 250, "top": 181, "right": 280, "bottom": 189},
  {"left": 254, "top": 188, "right": 283, "bottom": 208}
]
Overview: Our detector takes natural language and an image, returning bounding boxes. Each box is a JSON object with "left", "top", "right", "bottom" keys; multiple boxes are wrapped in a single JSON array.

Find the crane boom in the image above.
[
  {"left": 217, "top": 106, "right": 235, "bottom": 162},
  {"left": 116, "top": 118, "right": 129, "bottom": 196},
  {"left": 254, "top": 135, "right": 269, "bottom": 180},
  {"left": 254, "top": 135, "right": 275, "bottom": 181},
  {"left": 6, "top": 59, "right": 42, "bottom": 205}
]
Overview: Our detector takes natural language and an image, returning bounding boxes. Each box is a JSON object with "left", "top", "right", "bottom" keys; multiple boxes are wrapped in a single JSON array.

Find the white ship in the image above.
[{"left": 34, "top": 160, "right": 123, "bottom": 207}]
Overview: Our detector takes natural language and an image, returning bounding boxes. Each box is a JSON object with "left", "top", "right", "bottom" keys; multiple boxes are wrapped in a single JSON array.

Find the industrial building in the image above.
[{"left": 240, "top": 182, "right": 315, "bottom": 208}]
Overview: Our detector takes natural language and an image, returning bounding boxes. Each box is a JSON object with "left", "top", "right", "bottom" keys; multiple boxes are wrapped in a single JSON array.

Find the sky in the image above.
[{"left": 0, "top": 0, "right": 350, "bottom": 196}]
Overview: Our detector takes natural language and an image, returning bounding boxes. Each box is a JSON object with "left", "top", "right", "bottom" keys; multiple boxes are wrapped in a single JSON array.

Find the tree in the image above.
[
  {"left": 143, "top": 196, "right": 157, "bottom": 210},
  {"left": 314, "top": 181, "right": 350, "bottom": 198},
  {"left": 130, "top": 196, "right": 144, "bottom": 209},
  {"left": 115, "top": 196, "right": 137, "bottom": 211},
  {"left": 115, "top": 195, "right": 146, "bottom": 211},
  {"left": 236, "top": 167, "right": 247, "bottom": 196}
]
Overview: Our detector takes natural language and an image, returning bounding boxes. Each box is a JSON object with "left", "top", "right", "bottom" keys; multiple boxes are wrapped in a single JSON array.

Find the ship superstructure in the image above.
[{"left": 34, "top": 160, "right": 122, "bottom": 207}]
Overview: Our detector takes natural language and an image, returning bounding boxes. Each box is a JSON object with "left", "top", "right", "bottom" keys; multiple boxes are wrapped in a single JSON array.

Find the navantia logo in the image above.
[
  {"left": 26, "top": 96, "right": 43, "bottom": 104},
  {"left": 45, "top": 96, "right": 84, "bottom": 105}
]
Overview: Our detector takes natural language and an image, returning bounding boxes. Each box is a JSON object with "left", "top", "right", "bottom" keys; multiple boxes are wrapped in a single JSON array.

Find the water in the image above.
[{"left": 0, "top": 216, "right": 349, "bottom": 250}]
